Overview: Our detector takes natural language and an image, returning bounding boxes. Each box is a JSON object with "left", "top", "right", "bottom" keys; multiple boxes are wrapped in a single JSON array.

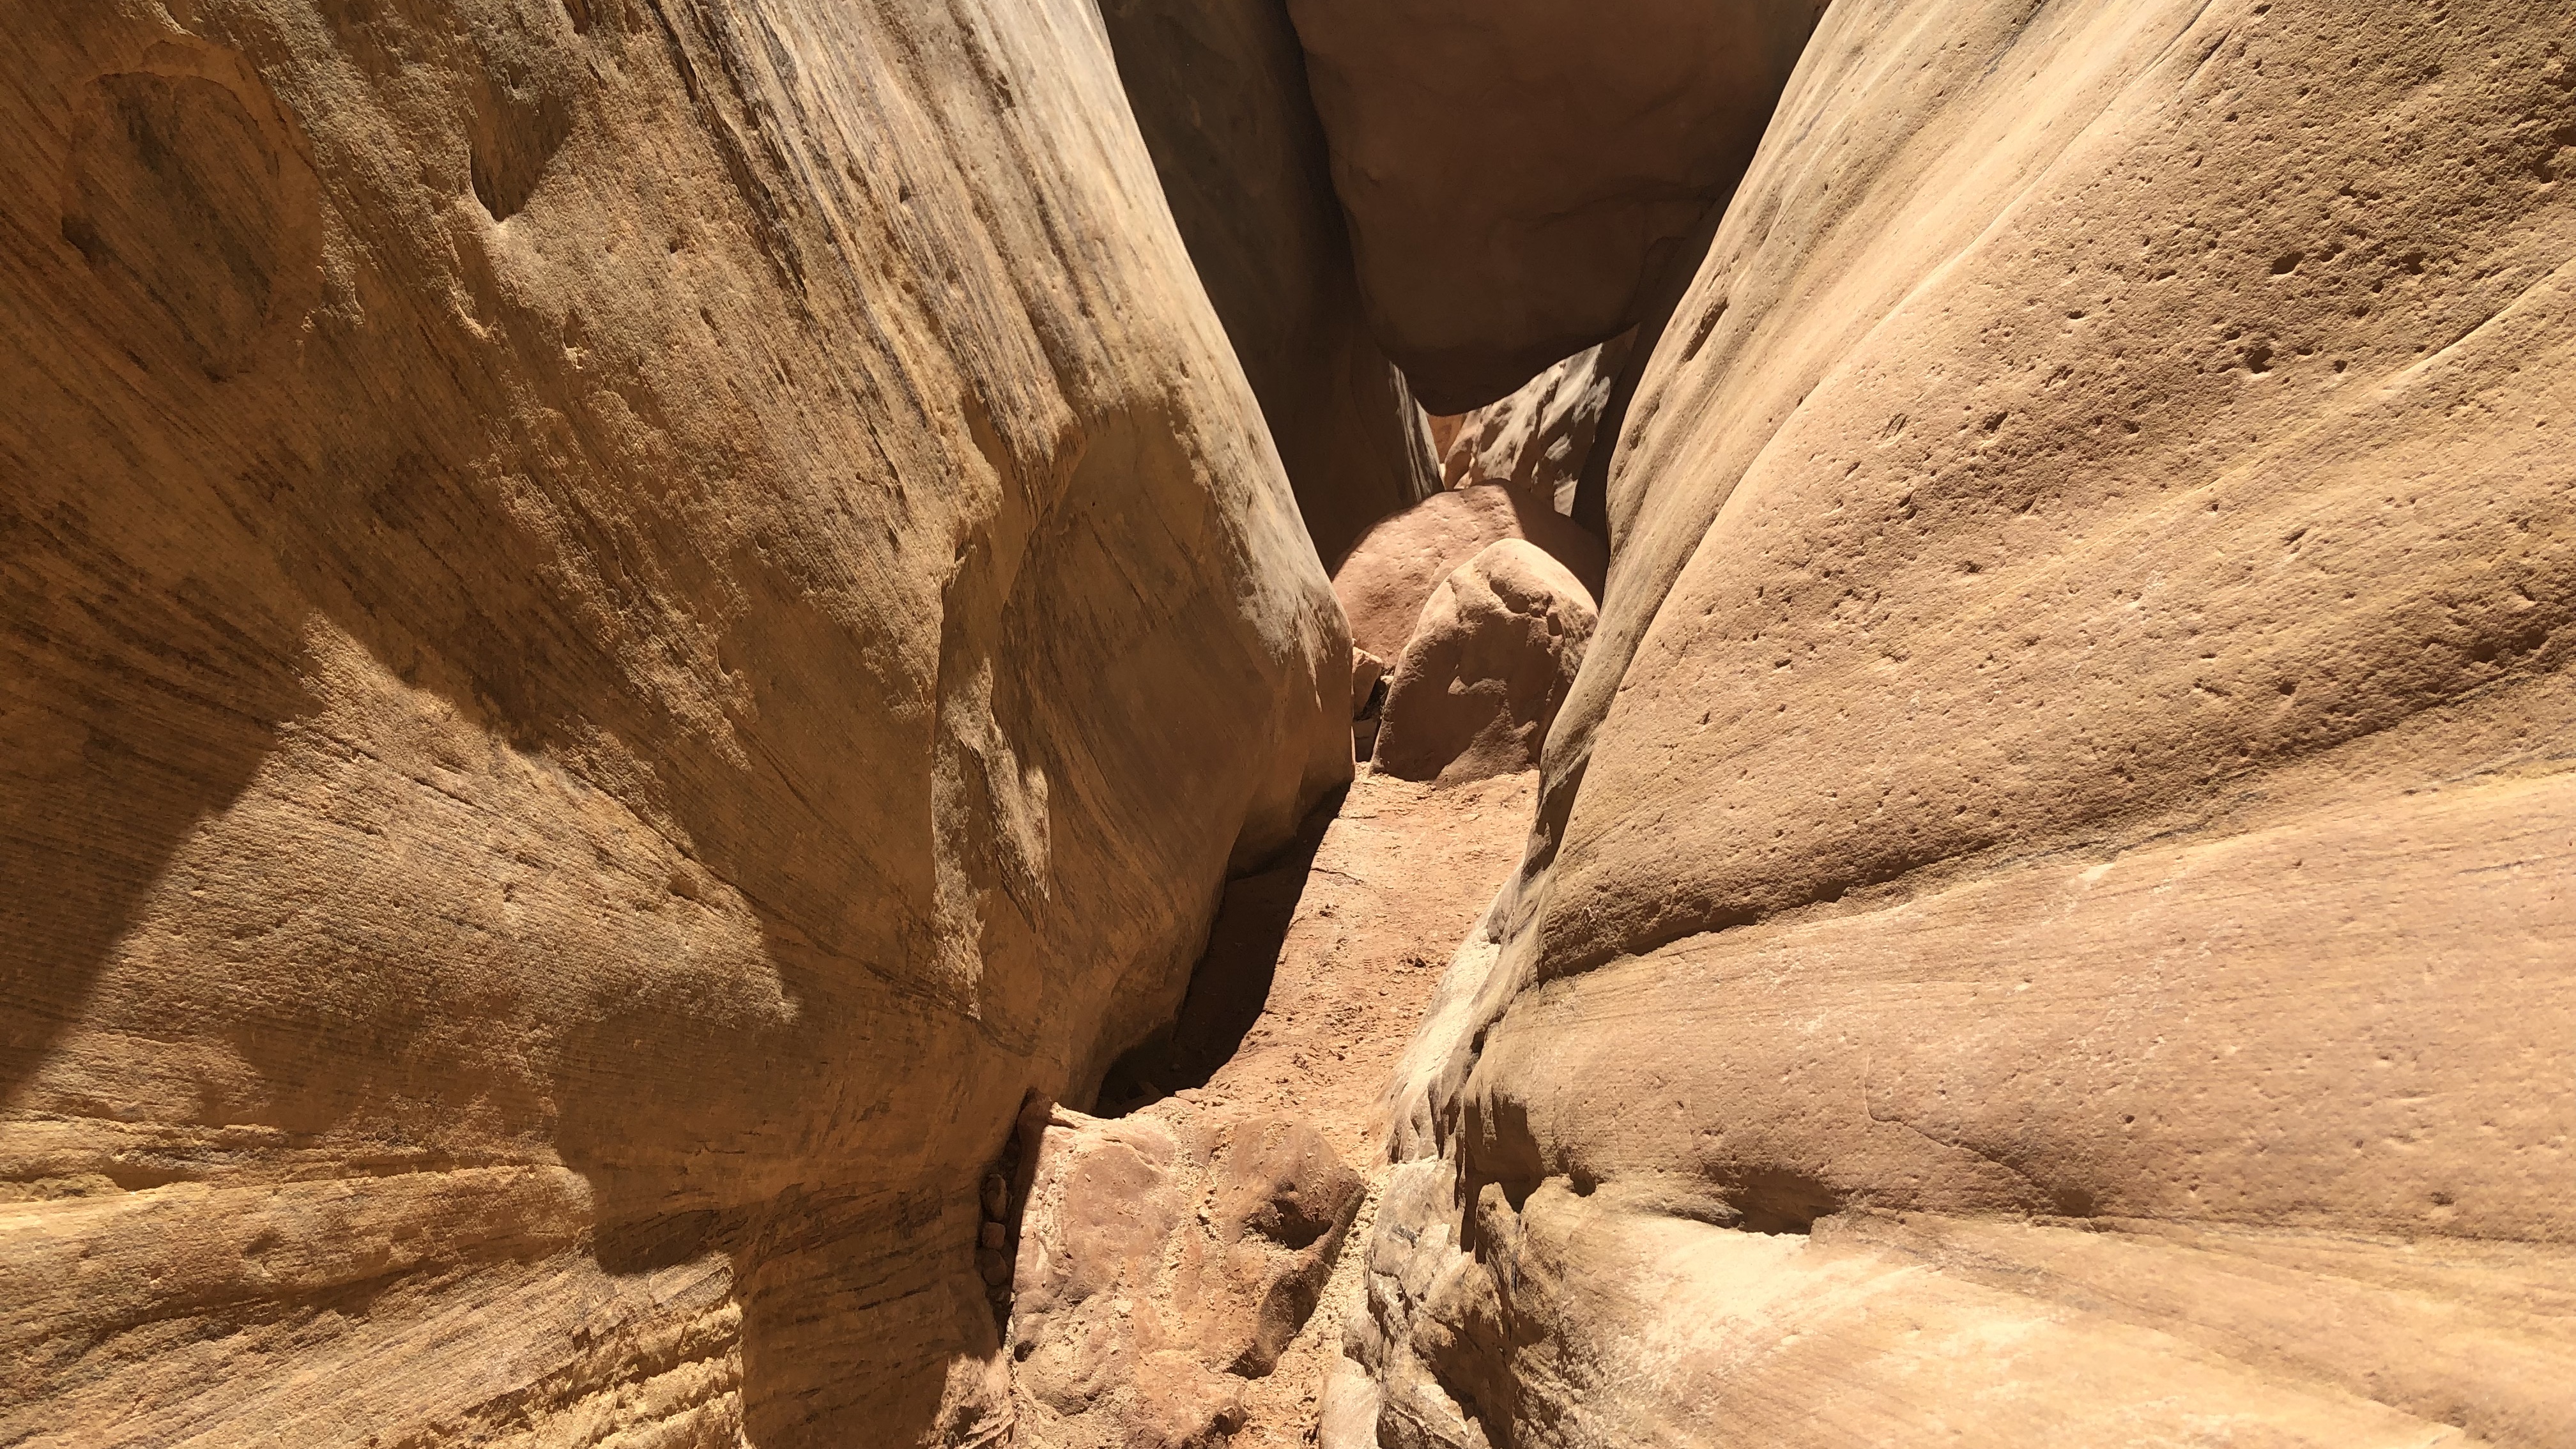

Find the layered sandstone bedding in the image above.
[
  {"left": 1, "top": 0, "right": 1350, "bottom": 1440},
  {"left": 6, "top": 0, "right": 2571, "bottom": 1445}
]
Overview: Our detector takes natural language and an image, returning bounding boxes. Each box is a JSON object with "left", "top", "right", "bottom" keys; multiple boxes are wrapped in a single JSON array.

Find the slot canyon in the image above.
[{"left": 4, "top": 0, "right": 2571, "bottom": 1445}]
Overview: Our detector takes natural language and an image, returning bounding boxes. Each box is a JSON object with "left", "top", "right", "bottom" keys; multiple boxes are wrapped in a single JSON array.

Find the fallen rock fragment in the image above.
[
  {"left": 1008, "top": 1101, "right": 1365, "bottom": 1448},
  {"left": 1350, "top": 647, "right": 1388, "bottom": 719},
  {"left": 1351, "top": 646, "right": 1390, "bottom": 760},
  {"left": 1373, "top": 540, "right": 1595, "bottom": 785}
]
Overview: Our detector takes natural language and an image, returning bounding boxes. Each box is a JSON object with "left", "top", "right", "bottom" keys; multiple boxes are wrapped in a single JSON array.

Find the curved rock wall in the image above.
[
  {"left": 1356, "top": 0, "right": 2576, "bottom": 1442},
  {"left": 1098, "top": 0, "right": 1441, "bottom": 569},
  {"left": 1286, "top": 0, "right": 1826, "bottom": 411},
  {"left": 0, "top": 0, "right": 1348, "bottom": 1443}
]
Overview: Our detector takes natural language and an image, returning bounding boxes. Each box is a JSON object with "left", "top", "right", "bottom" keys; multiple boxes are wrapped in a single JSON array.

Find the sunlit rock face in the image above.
[
  {"left": 1437, "top": 331, "right": 1635, "bottom": 516},
  {"left": 1351, "top": 0, "right": 2576, "bottom": 1443},
  {"left": 0, "top": 0, "right": 1350, "bottom": 1442}
]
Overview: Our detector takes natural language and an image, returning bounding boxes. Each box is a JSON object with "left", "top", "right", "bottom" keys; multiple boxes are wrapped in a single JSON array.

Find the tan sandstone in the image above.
[
  {"left": 1373, "top": 542, "right": 1597, "bottom": 786},
  {"left": 1096, "top": 0, "right": 1439, "bottom": 568},
  {"left": 1331, "top": 486, "right": 1606, "bottom": 669},
  {"left": 1007, "top": 1101, "right": 1365, "bottom": 1449},
  {"left": 1104, "top": 769, "right": 1544, "bottom": 1448},
  {"left": 1437, "top": 331, "right": 1635, "bottom": 517},
  {"left": 1349, "top": 0, "right": 2576, "bottom": 1444},
  {"left": 1285, "top": 0, "right": 1827, "bottom": 410},
  {"left": 0, "top": 0, "right": 1349, "bottom": 1443}
]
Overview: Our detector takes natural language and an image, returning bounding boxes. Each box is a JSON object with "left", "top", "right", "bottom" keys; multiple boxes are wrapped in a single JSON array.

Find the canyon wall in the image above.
[
  {"left": 1097, "top": 0, "right": 1439, "bottom": 568},
  {"left": 1285, "top": 0, "right": 1825, "bottom": 411},
  {"left": 1354, "top": 0, "right": 2576, "bottom": 1443},
  {"left": 0, "top": 0, "right": 1351, "bottom": 1443}
]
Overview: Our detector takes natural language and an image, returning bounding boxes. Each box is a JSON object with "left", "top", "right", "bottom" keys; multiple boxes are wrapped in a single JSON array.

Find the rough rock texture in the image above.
[
  {"left": 1331, "top": 486, "right": 1606, "bottom": 667},
  {"left": 1008, "top": 1101, "right": 1365, "bottom": 1449},
  {"left": 0, "top": 0, "right": 1351, "bottom": 1443},
  {"left": 1353, "top": 0, "right": 2576, "bottom": 1443},
  {"left": 1438, "top": 332, "right": 1635, "bottom": 516},
  {"left": 1373, "top": 542, "right": 1595, "bottom": 786},
  {"left": 1285, "top": 0, "right": 1825, "bottom": 411},
  {"left": 1094, "top": 767, "right": 1543, "bottom": 1447},
  {"left": 1096, "top": 0, "right": 1439, "bottom": 569}
]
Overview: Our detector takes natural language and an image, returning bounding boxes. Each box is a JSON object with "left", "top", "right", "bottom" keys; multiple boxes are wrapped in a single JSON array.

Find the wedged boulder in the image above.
[
  {"left": 1332, "top": 484, "right": 1607, "bottom": 666},
  {"left": 1008, "top": 1100, "right": 1365, "bottom": 1448},
  {"left": 1349, "top": 645, "right": 1390, "bottom": 759},
  {"left": 1373, "top": 541, "right": 1595, "bottom": 785},
  {"left": 1285, "top": 0, "right": 1826, "bottom": 411},
  {"left": 1356, "top": 0, "right": 2576, "bottom": 1443},
  {"left": 1098, "top": 0, "right": 1440, "bottom": 567},
  {"left": 0, "top": 0, "right": 1347, "bottom": 1443},
  {"left": 1439, "top": 330, "right": 1636, "bottom": 514},
  {"left": 1349, "top": 647, "right": 1388, "bottom": 720}
]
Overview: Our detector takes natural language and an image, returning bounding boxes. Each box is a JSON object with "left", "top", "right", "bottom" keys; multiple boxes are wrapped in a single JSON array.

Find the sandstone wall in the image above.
[
  {"left": 1286, "top": 0, "right": 1825, "bottom": 411},
  {"left": 0, "top": 0, "right": 1349, "bottom": 1443},
  {"left": 1354, "top": 0, "right": 2576, "bottom": 1443},
  {"left": 1098, "top": 0, "right": 1440, "bottom": 569}
]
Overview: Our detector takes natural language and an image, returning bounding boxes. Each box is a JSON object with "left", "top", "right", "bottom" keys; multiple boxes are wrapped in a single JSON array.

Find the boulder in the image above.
[
  {"left": 1098, "top": 0, "right": 1441, "bottom": 568},
  {"left": 0, "top": 0, "right": 1349, "bottom": 1443},
  {"left": 1356, "top": 0, "right": 2576, "bottom": 1443},
  {"left": 1439, "top": 330, "right": 1636, "bottom": 513},
  {"left": 1008, "top": 1101, "right": 1365, "bottom": 1449},
  {"left": 1349, "top": 647, "right": 1389, "bottom": 720},
  {"left": 1332, "top": 484, "right": 1607, "bottom": 667},
  {"left": 1351, "top": 645, "right": 1390, "bottom": 758},
  {"left": 1373, "top": 541, "right": 1595, "bottom": 785},
  {"left": 1285, "top": 0, "right": 1827, "bottom": 411}
]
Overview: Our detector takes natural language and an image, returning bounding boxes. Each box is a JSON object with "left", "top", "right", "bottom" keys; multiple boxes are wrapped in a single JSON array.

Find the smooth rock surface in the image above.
[
  {"left": 1098, "top": 0, "right": 1439, "bottom": 568},
  {"left": 1331, "top": 485, "right": 1606, "bottom": 668},
  {"left": 1373, "top": 542, "right": 1596, "bottom": 786},
  {"left": 0, "top": 0, "right": 1348, "bottom": 1443},
  {"left": 1285, "top": 0, "right": 1825, "bottom": 410},
  {"left": 1354, "top": 0, "right": 2576, "bottom": 1443}
]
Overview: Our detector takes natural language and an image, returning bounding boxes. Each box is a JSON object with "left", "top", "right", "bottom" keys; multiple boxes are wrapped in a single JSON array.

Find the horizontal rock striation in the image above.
[{"left": 0, "top": 0, "right": 1348, "bottom": 1443}]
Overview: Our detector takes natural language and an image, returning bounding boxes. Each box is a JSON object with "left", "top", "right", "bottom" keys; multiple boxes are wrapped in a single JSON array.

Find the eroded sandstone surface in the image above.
[
  {"left": 1331, "top": 487, "right": 1606, "bottom": 670},
  {"left": 9, "top": 0, "right": 2573, "bottom": 1443},
  {"left": 1372, "top": 541, "right": 1595, "bottom": 786},
  {"left": 1008, "top": 1101, "right": 1364, "bottom": 1449},
  {"left": 1434, "top": 332, "right": 1634, "bottom": 516},
  {"left": 1349, "top": 0, "right": 2576, "bottom": 1444},
  {"left": 1, "top": 0, "right": 1350, "bottom": 1442}
]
